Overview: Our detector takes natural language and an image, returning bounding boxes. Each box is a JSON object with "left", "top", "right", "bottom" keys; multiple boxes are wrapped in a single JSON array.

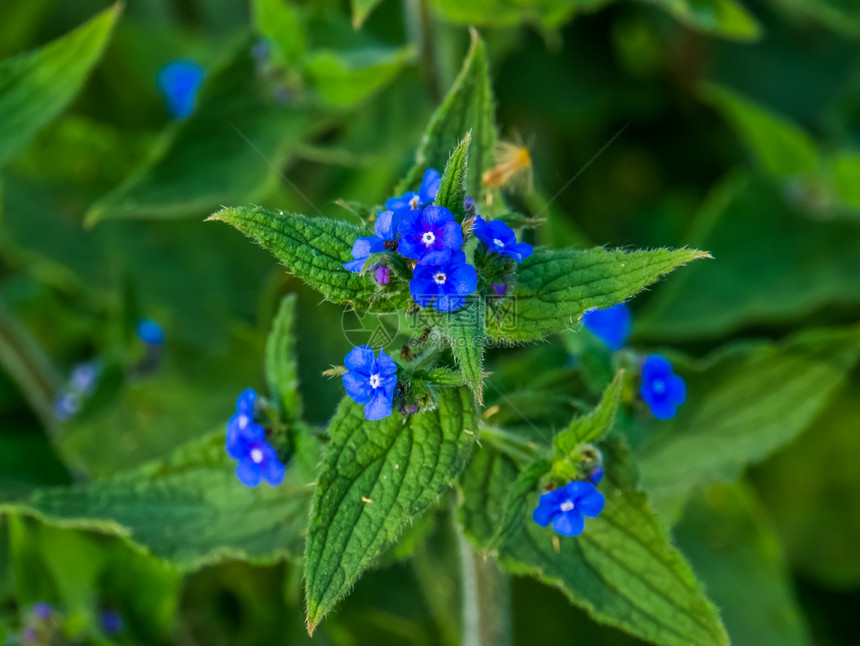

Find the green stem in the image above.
[{"left": 403, "top": 0, "right": 443, "bottom": 102}]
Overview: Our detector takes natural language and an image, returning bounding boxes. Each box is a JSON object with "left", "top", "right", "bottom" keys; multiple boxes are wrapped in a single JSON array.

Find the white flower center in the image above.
[
  {"left": 409, "top": 195, "right": 420, "bottom": 209},
  {"left": 560, "top": 500, "right": 575, "bottom": 513},
  {"left": 652, "top": 379, "right": 667, "bottom": 395},
  {"left": 250, "top": 448, "right": 264, "bottom": 464},
  {"left": 238, "top": 415, "right": 249, "bottom": 429},
  {"left": 421, "top": 231, "right": 436, "bottom": 246},
  {"left": 493, "top": 238, "right": 504, "bottom": 248},
  {"left": 369, "top": 373, "right": 381, "bottom": 389},
  {"left": 433, "top": 272, "right": 447, "bottom": 285}
]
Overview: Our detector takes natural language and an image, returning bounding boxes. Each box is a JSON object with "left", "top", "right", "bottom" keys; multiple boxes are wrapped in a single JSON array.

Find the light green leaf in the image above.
[
  {"left": 830, "top": 149, "right": 860, "bottom": 209},
  {"left": 305, "top": 389, "right": 477, "bottom": 634},
  {"left": 252, "top": 0, "right": 305, "bottom": 65},
  {"left": 459, "top": 441, "right": 728, "bottom": 646},
  {"left": 645, "top": 0, "right": 761, "bottom": 41},
  {"left": 702, "top": 83, "right": 818, "bottom": 177},
  {"left": 400, "top": 30, "right": 497, "bottom": 201},
  {"left": 352, "top": 0, "right": 386, "bottom": 28},
  {"left": 266, "top": 294, "right": 302, "bottom": 421},
  {"left": 491, "top": 246, "right": 710, "bottom": 342},
  {"left": 2, "top": 430, "right": 319, "bottom": 571},
  {"left": 0, "top": 4, "right": 121, "bottom": 166},
  {"left": 436, "top": 134, "right": 470, "bottom": 221},
  {"left": 640, "top": 327, "right": 860, "bottom": 512},
  {"left": 553, "top": 370, "right": 623, "bottom": 455},
  {"left": 436, "top": 296, "right": 486, "bottom": 405}
]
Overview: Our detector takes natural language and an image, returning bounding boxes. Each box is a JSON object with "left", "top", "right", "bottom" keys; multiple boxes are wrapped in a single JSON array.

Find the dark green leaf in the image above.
[
  {"left": 436, "top": 134, "right": 470, "bottom": 221},
  {"left": 436, "top": 296, "right": 486, "bottom": 404},
  {"left": 351, "top": 0, "right": 385, "bottom": 27},
  {"left": 266, "top": 294, "right": 302, "bottom": 421}
]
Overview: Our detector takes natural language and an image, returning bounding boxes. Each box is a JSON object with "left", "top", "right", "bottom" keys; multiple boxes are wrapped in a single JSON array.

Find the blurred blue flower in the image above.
[
  {"left": 640, "top": 354, "right": 686, "bottom": 420},
  {"left": 226, "top": 422, "right": 286, "bottom": 487},
  {"left": 409, "top": 251, "right": 477, "bottom": 312},
  {"left": 228, "top": 388, "right": 258, "bottom": 437},
  {"left": 385, "top": 168, "right": 440, "bottom": 212},
  {"left": 22, "top": 627, "right": 37, "bottom": 644},
  {"left": 101, "top": 610, "right": 123, "bottom": 635},
  {"left": 589, "top": 466, "right": 604, "bottom": 485},
  {"left": 69, "top": 361, "right": 100, "bottom": 396},
  {"left": 32, "top": 603, "right": 52, "bottom": 620},
  {"left": 53, "top": 391, "right": 81, "bottom": 422},
  {"left": 491, "top": 283, "right": 507, "bottom": 297},
  {"left": 472, "top": 217, "right": 533, "bottom": 263},
  {"left": 342, "top": 345, "right": 397, "bottom": 421},
  {"left": 157, "top": 60, "right": 205, "bottom": 120},
  {"left": 398, "top": 206, "right": 464, "bottom": 265},
  {"left": 464, "top": 195, "right": 477, "bottom": 218},
  {"left": 344, "top": 210, "right": 401, "bottom": 273},
  {"left": 136, "top": 319, "right": 166, "bottom": 346},
  {"left": 533, "top": 481, "right": 605, "bottom": 537},
  {"left": 582, "top": 303, "right": 632, "bottom": 351}
]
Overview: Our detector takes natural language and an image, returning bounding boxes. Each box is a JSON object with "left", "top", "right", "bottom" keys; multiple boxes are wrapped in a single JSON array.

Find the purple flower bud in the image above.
[
  {"left": 32, "top": 603, "right": 52, "bottom": 620},
  {"left": 22, "top": 627, "right": 37, "bottom": 644},
  {"left": 375, "top": 266, "right": 392, "bottom": 285},
  {"left": 590, "top": 467, "right": 604, "bottom": 485},
  {"left": 464, "top": 196, "right": 476, "bottom": 218},
  {"left": 491, "top": 283, "right": 507, "bottom": 296}
]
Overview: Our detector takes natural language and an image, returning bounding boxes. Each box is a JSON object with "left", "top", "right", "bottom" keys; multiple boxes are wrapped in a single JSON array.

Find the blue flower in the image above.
[
  {"left": 228, "top": 388, "right": 258, "bottom": 436},
  {"left": 344, "top": 210, "right": 401, "bottom": 273},
  {"left": 409, "top": 251, "right": 477, "bottom": 312},
  {"left": 342, "top": 345, "right": 397, "bottom": 420},
  {"left": 226, "top": 423, "right": 286, "bottom": 487},
  {"left": 398, "top": 206, "right": 464, "bottom": 265},
  {"left": 136, "top": 319, "right": 166, "bottom": 346},
  {"left": 69, "top": 361, "right": 100, "bottom": 395},
  {"left": 640, "top": 354, "right": 686, "bottom": 420},
  {"left": 472, "top": 217, "right": 533, "bottom": 263},
  {"left": 53, "top": 391, "right": 81, "bottom": 422},
  {"left": 157, "top": 60, "right": 205, "bottom": 120},
  {"left": 386, "top": 168, "right": 441, "bottom": 212},
  {"left": 533, "top": 481, "right": 605, "bottom": 537},
  {"left": 32, "top": 603, "right": 52, "bottom": 620},
  {"left": 589, "top": 466, "right": 604, "bottom": 485},
  {"left": 582, "top": 303, "right": 632, "bottom": 351},
  {"left": 101, "top": 611, "right": 123, "bottom": 635}
]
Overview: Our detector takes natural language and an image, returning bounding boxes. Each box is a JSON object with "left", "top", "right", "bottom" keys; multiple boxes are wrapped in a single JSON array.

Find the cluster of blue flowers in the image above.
[
  {"left": 53, "top": 360, "right": 101, "bottom": 422},
  {"left": 342, "top": 345, "right": 398, "bottom": 421},
  {"left": 225, "top": 389, "right": 286, "bottom": 488},
  {"left": 582, "top": 303, "right": 687, "bottom": 420}
]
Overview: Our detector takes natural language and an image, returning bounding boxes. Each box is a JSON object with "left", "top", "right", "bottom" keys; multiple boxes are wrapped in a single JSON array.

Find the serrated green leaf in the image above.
[
  {"left": 208, "top": 206, "right": 385, "bottom": 309},
  {"left": 252, "top": 0, "right": 305, "bottom": 65},
  {"left": 640, "top": 327, "right": 860, "bottom": 513},
  {"left": 351, "top": 0, "right": 385, "bottom": 27},
  {"left": 2, "top": 430, "right": 319, "bottom": 571},
  {"left": 491, "top": 246, "right": 710, "bottom": 342},
  {"left": 266, "top": 294, "right": 302, "bottom": 421},
  {"left": 553, "top": 370, "right": 623, "bottom": 455},
  {"left": 436, "top": 134, "right": 470, "bottom": 221},
  {"left": 0, "top": 4, "right": 121, "bottom": 167},
  {"left": 400, "top": 30, "right": 496, "bottom": 201},
  {"left": 305, "top": 389, "right": 477, "bottom": 633},
  {"left": 436, "top": 296, "right": 486, "bottom": 404},
  {"left": 459, "top": 441, "right": 728, "bottom": 646}
]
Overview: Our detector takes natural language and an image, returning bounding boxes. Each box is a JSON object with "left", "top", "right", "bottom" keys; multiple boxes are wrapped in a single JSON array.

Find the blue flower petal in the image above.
[
  {"left": 577, "top": 488, "right": 606, "bottom": 518},
  {"left": 344, "top": 257, "right": 367, "bottom": 273},
  {"left": 343, "top": 370, "right": 373, "bottom": 404},
  {"left": 648, "top": 398, "right": 679, "bottom": 420},
  {"left": 642, "top": 354, "right": 673, "bottom": 381},
  {"left": 533, "top": 500, "right": 557, "bottom": 527},
  {"left": 419, "top": 168, "right": 441, "bottom": 203},
  {"left": 235, "top": 388, "right": 257, "bottom": 414},
  {"left": 157, "top": 60, "right": 205, "bottom": 120},
  {"left": 667, "top": 374, "right": 687, "bottom": 405},
  {"left": 364, "top": 388, "right": 393, "bottom": 420},
  {"left": 553, "top": 509, "right": 585, "bottom": 537},
  {"left": 236, "top": 460, "right": 264, "bottom": 487},
  {"left": 375, "top": 210, "right": 401, "bottom": 240},
  {"left": 435, "top": 295, "right": 466, "bottom": 312},
  {"left": 582, "top": 303, "right": 632, "bottom": 351},
  {"left": 376, "top": 349, "right": 398, "bottom": 376},
  {"left": 344, "top": 345, "right": 376, "bottom": 374}
]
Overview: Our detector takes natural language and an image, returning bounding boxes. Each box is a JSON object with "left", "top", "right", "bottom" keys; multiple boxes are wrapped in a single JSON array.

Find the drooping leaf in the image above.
[
  {"left": 490, "top": 246, "right": 710, "bottom": 342},
  {"left": 640, "top": 327, "right": 860, "bottom": 513},
  {"left": 459, "top": 441, "right": 729, "bottom": 646},
  {"left": 265, "top": 294, "right": 302, "bottom": 421},
  {"left": 304, "top": 389, "right": 477, "bottom": 634},
  {"left": 435, "top": 296, "right": 486, "bottom": 405},
  {"left": 436, "top": 134, "right": 470, "bottom": 221},
  {"left": 0, "top": 4, "right": 121, "bottom": 166}
]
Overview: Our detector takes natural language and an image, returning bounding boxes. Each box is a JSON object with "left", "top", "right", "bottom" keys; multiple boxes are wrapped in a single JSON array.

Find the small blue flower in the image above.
[
  {"left": 157, "top": 60, "right": 205, "bottom": 120},
  {"left": 582, "top": 303, "right": 632, "bottom": 351},
  {"left": 385, "top": 168, "right": 441, "bottom": 212},
  {"left": 342, "top": 345, "right": 397, "bottom": 421},
  {"left": 53, "top": 390, "right": 81, "bottom": 422},
  {"left": 69, "top": 361, "right": 100, "bottom": 395},
  {"left": 136, "top": 319, "right": 166, "bottom": 346},
  {"left": 32, "top": 603, "right": 52, "bottom": 620},
  {"left": 101, "top": 611, "right": 123, "bottom": 635},
  {"left": 589, "top": 466, "right": 604, "bottom": 485},
  {"left": 344, "top": 210, "right": 401, "bottom": 273},
  {"left": 472, "top": 217, "right": 533, "bottom": 263},
  {"left": 533, "top": 481, "right": 605, "bottom": 537},
  {"left": 228, "top": 388, "right": 258, "bottom": 436},
  {"left": 226, "top": 423, "right": 286, "bottom": 487},
  {"left": 640, "top": 354, "right": 686, "bottom": 420},
  {"left": 409, "top": 251, "right": 478, "bottom": 312},
  {"left": 398, "top": 206, "right": 464, "bottom": 265}
]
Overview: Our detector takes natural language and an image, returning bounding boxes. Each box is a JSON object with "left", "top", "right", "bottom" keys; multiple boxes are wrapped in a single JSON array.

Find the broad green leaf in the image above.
[
  {"left": 830, "top": 149, "right": 860, "bottom": 209},
  {"left": 553, "top": 370, "right": 623, "bottom": 455},
  {"left": 87, "top": 41, "right": 311, "bottom": 223},
  {"left": 305, "top": 389, "right": 477, "bottom": 633},
  {"left": 640, "top": 327, "right": 860, "bottom": 512},
  {"left": 266, "top": 294, "right": 302, "bottom": 421},
  {"left": 638, "top": 174, "right": 860, "bottom": 340},
  {"left": 645, "top": 0, "right": 761, "bottom": 41},
  {"left": 252, "top": 0, "right": 305, "bottom": 65},
  {"left": 352, "top": 0, "right": 386, "bottom": 28},
  {"left": 2, "top": 430, "right": 319, "bottom": 571},
  {"left": 436, "top": 134, "right": 470, "bottom": 221},
  {"left": 436, "top": 296, "right": 486, "bottom": 405},
  {"left": 400, "top": 30, "right": 496, "bottom": 201},
  {"left": 702, "top": 83, "right": 817, "bottom": 177},
  {"left": 674, "top": 482, "right": 811, "bottom": 646},
  {"left": 0, "top": 4, "right": 121, "bottom": 166},
  {"left": 459, "top": 442, "right": 728, "bottom": 646},
  {"left": 209, "top": 206, "right": 386, "bottom": 310},
  {"left": 491, "top": 247, "right": 710, "bottom": 342}
]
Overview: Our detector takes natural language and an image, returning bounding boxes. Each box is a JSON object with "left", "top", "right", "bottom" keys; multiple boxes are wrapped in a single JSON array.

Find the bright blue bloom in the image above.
[
  {"left": 640, "top": 354, "right": 686, "bottom": 420},
  {"left": 582, "top": 303, "right": 632, "bottom": 351},
  {"left": 385, "top": 168, "right": 441, "bottom": 212},
  {"left": 472, "top": 217, "right": 533, "bottom": 263},
  {"left": 342, "top": 345, "right": 397, "bottom": 421},
  {"left": 533, "top": 481, "right": 605, "bottom": 537},
  {"left": 157, "top": 60, "right": 205, "bottom": 120},
  {"left": 136, "top": 319, "right": 166, "bottom": 346},
  {"left": 228, "top": 388, "right": 258, "bottom": 437},
  {"left": 344, "top": 210, "right": 401, "bottom": 273},
  {"left": 398, "top": 206, "right": 464, "bottom": 265},
  {"left": 226, "top": 422, "right": 286, "bottom": 487},
  {"left": 70, "top": 361, "right": 100, "bottom": 395},
  {"left": 589, "top": 466, "right": 604, "bottom": 485},
  {"left": 32, "top": 603, "right": 52, "bottom": 620},
  {"left": 101, "top": 611, "right": 123, "bottom": 635},
  {"left": 53, "top": 391, "right": 81, "bottom": 422},
  {"left": 409, "top": 251, "right": 477, "bottom": 312}
]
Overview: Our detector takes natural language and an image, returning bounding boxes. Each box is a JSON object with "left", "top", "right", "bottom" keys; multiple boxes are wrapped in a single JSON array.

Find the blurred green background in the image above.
[{"left": 1, "top": 0, "right": 860, "bottom": 644}]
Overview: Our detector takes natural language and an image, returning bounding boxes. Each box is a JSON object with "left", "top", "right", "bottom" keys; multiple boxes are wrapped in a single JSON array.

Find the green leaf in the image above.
[
  {"left": 2, "top": 430, "right": 319, "bottom": 571},
  {"left": 87, "top": 40, "right": 311, "bottom": 224},
  {"left": 208, "top": 206, "right": 385, "bottom": 309},
  {"left": 829, "top": 149, "right": 860, "bottom": 210},
  {"left": 0, "top": 4, "right": 121, "bottom": 167},
  {"left": 553, "top": 370, "right": 623, "bottom": 455},
  {"left": 491, "top": 246, "right": 710, "bottom": 342},
  {"left": 304, "top": 388, "right": 477, "bottom": 633},
  {"left": 266, "top": 294, "right": 302, "bottom": 421},
  {"left": 436, "top": 134, "right": 470, "bottom": 221},
  {"left": 400, "top": 30, "right": 496, "bottom": 201},
  {"left": 436, "top": 295, "right": 486, "bottom": 405},
  {"left": 252, "top": 0, "right": 305, "bottom": 65},
  {"left": 459, "top": 441, "right": 728, "bottom": 646},
  {"left": 640, "top": 327, "right": 860, "bottom": 513},
  {"left": 674, "top": 482, "right": 811, "bottom": 646},
  {"left": 702, "top": 83, "right": 818, "bottom": 177},
  {"left": 645, "top": 0, "right": 761, "bottom": 41},
  {"left": 351, "top": 0, "right": 386, "bottom": 28}
]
